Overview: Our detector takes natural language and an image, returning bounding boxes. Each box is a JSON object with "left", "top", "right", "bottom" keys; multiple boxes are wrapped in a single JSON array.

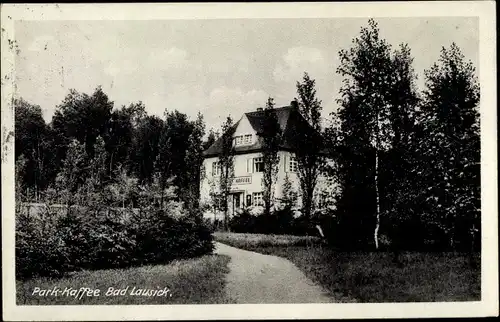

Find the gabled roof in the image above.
[{"left": 203, "top": 106, "right": 320, "bottom": 157}]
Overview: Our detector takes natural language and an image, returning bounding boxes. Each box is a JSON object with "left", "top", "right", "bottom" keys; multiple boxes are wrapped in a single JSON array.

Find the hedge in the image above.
[{"left": 16, "top": 204, "right": 214, "bottom": 280}]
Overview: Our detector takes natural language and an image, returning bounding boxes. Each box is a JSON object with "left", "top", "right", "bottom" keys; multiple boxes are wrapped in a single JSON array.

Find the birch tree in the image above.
[{"left": 336, "top": 19, "right": 393, "bottom": 249}]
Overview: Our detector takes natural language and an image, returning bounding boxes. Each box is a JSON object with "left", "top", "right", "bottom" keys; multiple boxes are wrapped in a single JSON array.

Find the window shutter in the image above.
[{"left": 247, "top": 158, "right": 252, "bottom": 173}]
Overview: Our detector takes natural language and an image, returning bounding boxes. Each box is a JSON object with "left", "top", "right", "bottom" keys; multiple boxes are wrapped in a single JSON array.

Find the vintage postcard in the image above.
[{"left": 1, "top": 1, "right": 498, "bottom": 320}]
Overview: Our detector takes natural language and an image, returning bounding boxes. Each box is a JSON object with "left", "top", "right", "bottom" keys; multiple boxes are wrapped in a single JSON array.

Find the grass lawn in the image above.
[
  {"left": 17, "top": 254, "right": 233, "bottom": 305},
  {"left": 213, "top": 231, "right": 322, "bottom": 248},
  {"left": 214, "top": 233, "right": 481, "bottom": 302}
]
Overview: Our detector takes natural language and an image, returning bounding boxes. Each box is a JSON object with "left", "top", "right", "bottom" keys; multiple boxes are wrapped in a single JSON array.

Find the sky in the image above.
[{"left": 14, "top": 17, "right": 479, "bottom": 132}]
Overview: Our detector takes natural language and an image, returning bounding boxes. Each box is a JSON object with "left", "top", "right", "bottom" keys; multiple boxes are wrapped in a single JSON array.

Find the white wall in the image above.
[
  {"left": 199, "top": 114, "right": 339, "bottom": 219},
  {"left": 200, "top": 150, "right": 338, "bottom": 218}
]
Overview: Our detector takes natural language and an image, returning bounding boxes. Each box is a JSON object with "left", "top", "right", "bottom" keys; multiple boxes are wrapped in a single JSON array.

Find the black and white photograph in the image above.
[{"left": 1, "top": 2, "right": 498, "bottom": 320}]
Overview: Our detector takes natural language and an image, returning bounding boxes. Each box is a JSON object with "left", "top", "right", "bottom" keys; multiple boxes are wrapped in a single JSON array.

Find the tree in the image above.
[
  {"left": 381, "top": 44, "right": 421, "bottom": 256},
  {"left": 56, "top": 139, "right": 87, "bottom": 207},
  {"left": 49, "top": 87, "right": 113, "bottom": 191},
  {"left": 218, "top": 116, "right": 235, "bottom": 231},
  {"left": 203, "top": 128, "right": 219, "bottom": 150},
  {"left": 155, "top": 127, "right": 173, "bottom": 210},
  {"left": 108, "top": 164, "right": 138, "bottom": 209},
  {"left": 261, "top": 97, "right": 282, "bottom": 216},
  {"left": 130, "top": 115, "right": 164, "bottom": 182},
  {"left": 52, "top": 86, "right": 113, "bottom": 157},
  {"left": 79, "top": 136, "right": 108, "bottom": 207},
  {"left": 88, "top": 136, "right": 108, "bottom": 188},
  {"left": 164, "top": 111, "right": 195, "bottom": 189},
  {"left": 418, "top": 43, "right": 480, "bottom": 251},
  {"left": 184, "top": 112, "right": 206, "bottom": 216},
  {"left": 293, "top": 72, "right": 324, "bottom": 219},
  {"left": 14, "top": 98, "right": 49, "bottom": 200},
  {"left": 281, "top": 172, "right": 297, "bottom": 210},
  {"left": 15, "top": 154, "right": 28, "bottom": 204},
  {"left": 106, "top": 104, "right": 136, "bottom": 176},
  {"left": 336, "top": 19, "right": 394, "bottom": 249}
]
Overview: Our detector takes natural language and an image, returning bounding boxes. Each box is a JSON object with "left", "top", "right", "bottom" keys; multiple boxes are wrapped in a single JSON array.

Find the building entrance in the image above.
[{"left": 229, "top": 192, "right": 244, "bottom": 217}]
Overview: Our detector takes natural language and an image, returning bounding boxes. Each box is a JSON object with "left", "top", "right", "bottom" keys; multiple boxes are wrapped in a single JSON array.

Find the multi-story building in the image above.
[{"left": 199, "top": 105, "right": 336, "bottom": 220}]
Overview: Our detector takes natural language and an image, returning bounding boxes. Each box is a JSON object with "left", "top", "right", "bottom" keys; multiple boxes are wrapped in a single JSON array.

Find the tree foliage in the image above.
[
  {"left": 292, "top": 72, "right": 324, "bottom": 218},
  {"left": 416, "top": 43, "right": 480, "bottom": 250},
  {"left": 218, "top": 116, "right": 235, "bottom": 230},
  {"left": 261, "top": 97, "right": 282, "bottom": 215},
  {"left": 332, "top": 19, "right": 480, "bottom": 252},
  {"left": 14, "top": 21, "right": 481, "bottom": 253}
]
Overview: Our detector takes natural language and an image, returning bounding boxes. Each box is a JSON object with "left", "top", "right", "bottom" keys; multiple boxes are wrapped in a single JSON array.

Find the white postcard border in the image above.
[{"left": 1, "top": 2, "right": 498, "bottom": 320}]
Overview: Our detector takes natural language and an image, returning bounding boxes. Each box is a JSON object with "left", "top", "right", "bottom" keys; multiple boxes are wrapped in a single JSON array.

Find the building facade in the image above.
[{"left": 200, "top": 106, "right": 337, "bottom": 220}]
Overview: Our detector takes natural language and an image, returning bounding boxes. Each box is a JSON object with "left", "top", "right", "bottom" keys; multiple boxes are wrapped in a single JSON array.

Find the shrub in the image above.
[
  {"left": 229, "top": 206, "right": 298, "bottom": 235},
  {"left": 229, "top": 208, "right": 257, "bottom": 233},
  {"left": 131, "top": 208, "right": 214, "bottom": 265},
  {"left": 16, "top": 205, "right": 64, "bottom": 279},
  {"left": 15, "top": 203, "right": 214, "bottom": 280}
]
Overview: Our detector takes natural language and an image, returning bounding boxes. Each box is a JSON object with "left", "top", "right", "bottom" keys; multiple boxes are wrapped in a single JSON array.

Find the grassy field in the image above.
[
  {"left": 213, "top": 232, "right": 322, "bottom": 248},
  {"left": 17, "top": 254, "right": 233, "bottom": 305},
  {"left": 214, "top": 233, "right": 481, "bottom": 302}
]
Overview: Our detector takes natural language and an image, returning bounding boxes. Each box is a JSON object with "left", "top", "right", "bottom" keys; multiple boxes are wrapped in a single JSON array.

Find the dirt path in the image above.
[{"left": 214, "top": 242, "right": 334, "bottom": 303}]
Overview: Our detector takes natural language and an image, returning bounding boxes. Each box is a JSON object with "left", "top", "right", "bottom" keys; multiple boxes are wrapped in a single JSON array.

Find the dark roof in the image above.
[{"left": 203, "top": 106, "right": 321, "bottom": 157}]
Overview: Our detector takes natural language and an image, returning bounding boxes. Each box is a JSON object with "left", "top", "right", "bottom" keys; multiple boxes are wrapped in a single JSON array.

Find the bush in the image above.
[
  {"left": 15, "top": 203, "right": 214, "bottom": 280},
  {"left": 228, "top": 206, "right": 336, "bottom": 237},
  {"left": 16, "top": 205, "right": 68, "bottom": 279},
  {"left": 131, "top": 209, "right": 214, "bottom": 265},
  {"left": 229, "top": 209, "right": 257, "bottom": 233},
  {"left": 229, "top": 207, "right": 296, "bottom": 235}
]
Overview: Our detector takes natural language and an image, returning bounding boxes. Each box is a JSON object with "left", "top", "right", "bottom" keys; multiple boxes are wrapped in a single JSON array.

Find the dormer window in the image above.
[
  {"left": 235, "top": 136, "right": 244, "bottom": 146},
  {"left": 234, "top": 134, "right": 253, "bottom": 146}
]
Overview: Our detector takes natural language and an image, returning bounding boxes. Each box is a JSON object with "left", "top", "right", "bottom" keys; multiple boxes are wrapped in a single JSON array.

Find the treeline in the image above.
[
  {"left": 15, "top": 89, "right": 220, "bottom": 214},
  {"left": 15, "top": 90, "right": 217, "bottom": 279},
  {"left": 212, "top": 20, "right": 480, "bottom": 253},
  {"left": 326, "top": 20, "right": 480, "bottom": 252},
  {"left": 15, "top": 19, "right": 480, "bottom": 253}
]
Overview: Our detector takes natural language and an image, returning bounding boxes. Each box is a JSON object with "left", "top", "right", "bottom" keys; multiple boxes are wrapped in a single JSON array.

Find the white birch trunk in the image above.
[
  {"left": 374, "top": 112, "right": 381, "bottom": 250},
  {"left": 374, "top": 148, "right": 380, "bottom": 250}
]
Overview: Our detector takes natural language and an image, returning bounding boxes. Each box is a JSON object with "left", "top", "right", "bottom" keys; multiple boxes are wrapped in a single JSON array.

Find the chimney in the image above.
[
  {"left": 256, "top": 107, "right": 263, "bottom": 111},
  {"left": 290, "top": 100, "right": 299, "bottom": 109}
]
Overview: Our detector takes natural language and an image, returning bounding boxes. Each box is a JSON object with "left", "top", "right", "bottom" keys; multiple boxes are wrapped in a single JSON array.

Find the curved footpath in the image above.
[{"left": 214, "top": 242, "right": 334, "bottom": 303}]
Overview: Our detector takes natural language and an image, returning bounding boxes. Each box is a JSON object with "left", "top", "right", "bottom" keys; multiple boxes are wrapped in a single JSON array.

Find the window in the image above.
[
  {"left": 252, "top": 192, "right": 263, "bottom": 206},
  {"left": 254, "top": 157, "right": 264, "bottom": 172},
  {"left": 234, "top": 134, "right": 253, "bottom": 146},
  {"left": 212, "top": 161, "right": 221, "bottom": 176},
  {"left": 289, "top": 155, "right": 298, "bottom": 172},
  {"left": 234, "top": 136, "right": 244, "bottom": 146}
]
